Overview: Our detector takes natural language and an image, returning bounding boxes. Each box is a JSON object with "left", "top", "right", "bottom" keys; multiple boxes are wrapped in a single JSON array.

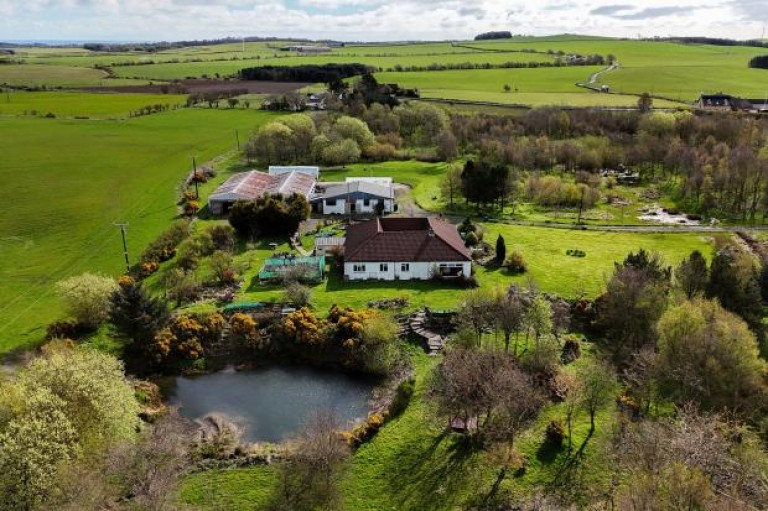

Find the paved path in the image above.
[{"left": 587, "top": 62, "right": 619, "bottom": 85}]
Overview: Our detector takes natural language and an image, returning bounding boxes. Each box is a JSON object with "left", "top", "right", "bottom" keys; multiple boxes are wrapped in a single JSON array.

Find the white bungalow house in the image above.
[
  {"left": 314, "top": 180, "right": 395, "bottom": 215},
  {"left": 343, "top": 217, "right": 471, "bottom": 281}
]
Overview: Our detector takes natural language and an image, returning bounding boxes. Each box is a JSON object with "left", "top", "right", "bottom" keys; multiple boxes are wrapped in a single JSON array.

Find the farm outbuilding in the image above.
[
  {"left": 207, "top": 170, "right": 316, "bottom": 215},
  {"left": 314, "top": 236, "right": 345, "bottom": 256},
  {"left": 268, "top": 166, "right": 320, "bottom": 178},
  {"left": 313, "top": 180, "right": 395, "bottom": 215}
]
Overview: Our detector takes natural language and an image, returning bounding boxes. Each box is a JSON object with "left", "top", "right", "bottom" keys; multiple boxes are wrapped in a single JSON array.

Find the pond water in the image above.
[{"left": 165, "top": 366, "right": 376, "bottom": 443}]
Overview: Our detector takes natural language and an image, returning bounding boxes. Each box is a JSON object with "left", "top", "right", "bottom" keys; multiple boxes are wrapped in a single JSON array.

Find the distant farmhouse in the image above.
[
  {"left": 207, "top": 166, "right": 318, "bottom": 215},
  {"left": 696, "top": 93, "right": 768, "bottom": 113},
  {"left": 343, "top": 217, "right": 471, "bottom": 281},
  {"left": 313, "top": 177, "right": 395, "bottom": 215}
]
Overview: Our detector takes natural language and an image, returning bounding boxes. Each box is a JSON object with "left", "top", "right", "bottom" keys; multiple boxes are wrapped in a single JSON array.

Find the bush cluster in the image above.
[
  {"left": 505, "top": 251, "right": 527, "bottom": 274},
  {"left": 141, "top": 220, "right": 192, "bottom": 265}
]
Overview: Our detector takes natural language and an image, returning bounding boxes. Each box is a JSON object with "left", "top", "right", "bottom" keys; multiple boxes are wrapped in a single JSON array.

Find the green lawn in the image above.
[
  {"left": 0, "top": 109, "right": 276, "bottom": 354},
  {"left": 0, "top": 91, "right": 187, "bottom": 118},
  {"left": 478, "top": 225, "right": 712, "bottom": 298},
  {"left": 217, "top": 223, "right": 711, "bottom": 314}
]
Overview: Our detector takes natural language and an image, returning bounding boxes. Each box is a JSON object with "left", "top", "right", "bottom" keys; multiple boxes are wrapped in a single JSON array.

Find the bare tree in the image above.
[
  {"left": 579, "top": 359, "right": 616, "bottom": 433},
  {"left": 270, "top": 410, "right": 351, "bottom": 511},
  {"left": 493, "top": 288, "right": 525, "bottom": 354},
  {"left": 455, "top": 289, "right": 495, "bottom": 348}
]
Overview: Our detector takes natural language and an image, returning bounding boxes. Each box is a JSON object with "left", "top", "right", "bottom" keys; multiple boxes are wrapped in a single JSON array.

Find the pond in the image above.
[{"left": 165, "top": 365, "right": 376, "bottom": 443}]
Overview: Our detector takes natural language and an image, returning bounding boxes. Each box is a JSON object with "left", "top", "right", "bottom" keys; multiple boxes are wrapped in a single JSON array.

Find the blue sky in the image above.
[{"left": 0, "top": 1, "right": 765, "bottom": 42}]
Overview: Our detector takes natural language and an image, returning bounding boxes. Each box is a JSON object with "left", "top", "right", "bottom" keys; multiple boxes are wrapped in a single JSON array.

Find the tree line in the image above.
[{"left": 238, "top": 63, "right": 371, "bottom": 83}]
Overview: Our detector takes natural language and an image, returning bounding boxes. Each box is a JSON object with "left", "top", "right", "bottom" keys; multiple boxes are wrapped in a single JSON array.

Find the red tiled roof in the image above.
[{"left": 344, "top": 217, "right": 471, "bottom": 263}]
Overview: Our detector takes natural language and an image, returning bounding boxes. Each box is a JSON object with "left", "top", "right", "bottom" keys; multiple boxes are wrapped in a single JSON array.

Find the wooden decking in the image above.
[{"left": 409, "top": 311, "right": 448, "bottom": 353}]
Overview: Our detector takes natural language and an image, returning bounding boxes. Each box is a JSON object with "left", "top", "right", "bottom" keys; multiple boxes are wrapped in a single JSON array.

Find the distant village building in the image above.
[
  {"left": 207, "top": 170, "right": 316, "bottom": 215},
  {"left": 343, "top": 217, "right": 471, "bottom": 281},
  {"left": 313, "top": 180, "right": 395, "bottom": 215},
  {"left": 696, "top": 93, "right": 734, "bottom": 111},
  {"left": 695, "top": 93, "right": 768, "bottom": 113}
]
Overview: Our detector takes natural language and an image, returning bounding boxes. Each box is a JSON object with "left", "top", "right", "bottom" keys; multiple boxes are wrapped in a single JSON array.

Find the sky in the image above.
[{"left": 0, "top": 0, "right": 766, "bottom": 43}]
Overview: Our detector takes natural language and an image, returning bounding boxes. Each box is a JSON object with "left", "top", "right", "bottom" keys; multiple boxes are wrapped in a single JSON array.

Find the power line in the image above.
[{"left": 114, "top": 223, "right": 131, "bottom": 273}]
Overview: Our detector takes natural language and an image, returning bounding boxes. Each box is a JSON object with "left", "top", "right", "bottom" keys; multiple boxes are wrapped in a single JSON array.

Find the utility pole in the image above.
[
  {"left": 235, "top": 129, "right": 240, "bottom": 151},
  {"left": 577, "top": 187, "right": 585, "bottom": 225},
  {"left": 114, "top": 223, "right": 130, "bottom": 273},
  {"left": 192, "top": 156, "right": 199, "bottom": 199}
]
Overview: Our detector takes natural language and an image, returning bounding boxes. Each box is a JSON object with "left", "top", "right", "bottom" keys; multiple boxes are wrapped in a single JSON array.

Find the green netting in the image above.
[
  {"left": 258, "top": 256, "right": 326, "bottom": 282},
  {"left": 223, "top": 302, "right": 266, "bottom": 313}
]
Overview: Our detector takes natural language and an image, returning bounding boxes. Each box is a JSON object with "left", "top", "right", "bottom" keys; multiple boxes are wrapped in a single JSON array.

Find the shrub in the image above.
[
  {"left": 565, "top": 249, "right": 586, "bottom": 258},
  {"left": 140, "top": 261, "right": 159, "bottom": 278},
  {"left": 55, "top": 273, "right": 118, "bottom": 328},
  {"left": 544, "top": 420, "right": 565, "bottom": 448},
  {"left": 388, "top": 378, "right": 415, "bottom": 417},
  {"left": 464, "top": 231, "right": 479, "bottom": 247},
  {"left": 207, "top": 224, "right": 236, "bottom": 252},
  {"left": 284, "top": 282, "right": 312, "bottom": 307},
  {"left": 209, "top": 250, "right": 236, "bottom": 285},
  {"left": 561, "top": 337, "right": 582, "bottom": 364},
  {"left": 505, "top": 251, "right": 527, "bottom": 274},
  {"left": 141, "top": 220, "right": 191, "bottom": 263},
  {"left": 344, "top": 413, "right": 387, "bottom": 448},
  {"left": 182, "top": 190, "right": 197, "bottom": 202},
  {"left": 458, "top": 217, "right": 477, "bottom": 235},
  {"left": 184, "top": 200, "right": 200, "bottom": 216},
  {"left": 191, "top": 171, "right": 208, "bottom": 183},
  {"left": 46, "top": 320, "right": 84, "bottom": 340}
]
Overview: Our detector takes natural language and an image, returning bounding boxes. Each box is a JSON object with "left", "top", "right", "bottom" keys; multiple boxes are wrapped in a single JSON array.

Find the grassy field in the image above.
[
  {"left": 463, "top": 38, "right": 768, "bottom": 100},
  {"left": 0, "top": 108, "right": 276, "bottom": 354},
  {"left": 0, "top": 91, "right": 187, "bottom": 118},
  {"left": 375, "top": 68, "right": 685, "bottom": 108},
  {"left": 0, "top": 64, "right": 149, "bottom": 87},
  {"left": 8, "top": 36, "right": 767, "bottom": 106}
]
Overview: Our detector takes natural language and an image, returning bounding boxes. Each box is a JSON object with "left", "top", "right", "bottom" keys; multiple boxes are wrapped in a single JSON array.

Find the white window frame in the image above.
[
  {"left": 400, "top": 263, "right": 410, "bottom": 272},
  {"left": 353, "top": 264, "right": 366, "bottom": 272},
  {"left": 380, "top": 263, "right": 388, "bottom": 272}
]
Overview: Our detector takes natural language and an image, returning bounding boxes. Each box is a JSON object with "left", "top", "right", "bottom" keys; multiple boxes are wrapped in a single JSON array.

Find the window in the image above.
[
  {"left": 353, "top": 264, "right": 366, "bottom": 272},
  {"left": 400, "top": 263, "right": 410, "bottom": 272},
  {"left": 326, "top": 199, "right": 337, "bottom": 206},
  {"left": 363, "top": 198, "right": 370, "bottom": 206},
  {"left": 380, "top": 263, "right": 388, "bottom": 272}
]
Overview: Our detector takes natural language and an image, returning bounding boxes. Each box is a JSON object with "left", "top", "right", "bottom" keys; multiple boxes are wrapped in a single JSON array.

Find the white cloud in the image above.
[{"left": 0, "top": 0, "right": 764, "bottom": 42}]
